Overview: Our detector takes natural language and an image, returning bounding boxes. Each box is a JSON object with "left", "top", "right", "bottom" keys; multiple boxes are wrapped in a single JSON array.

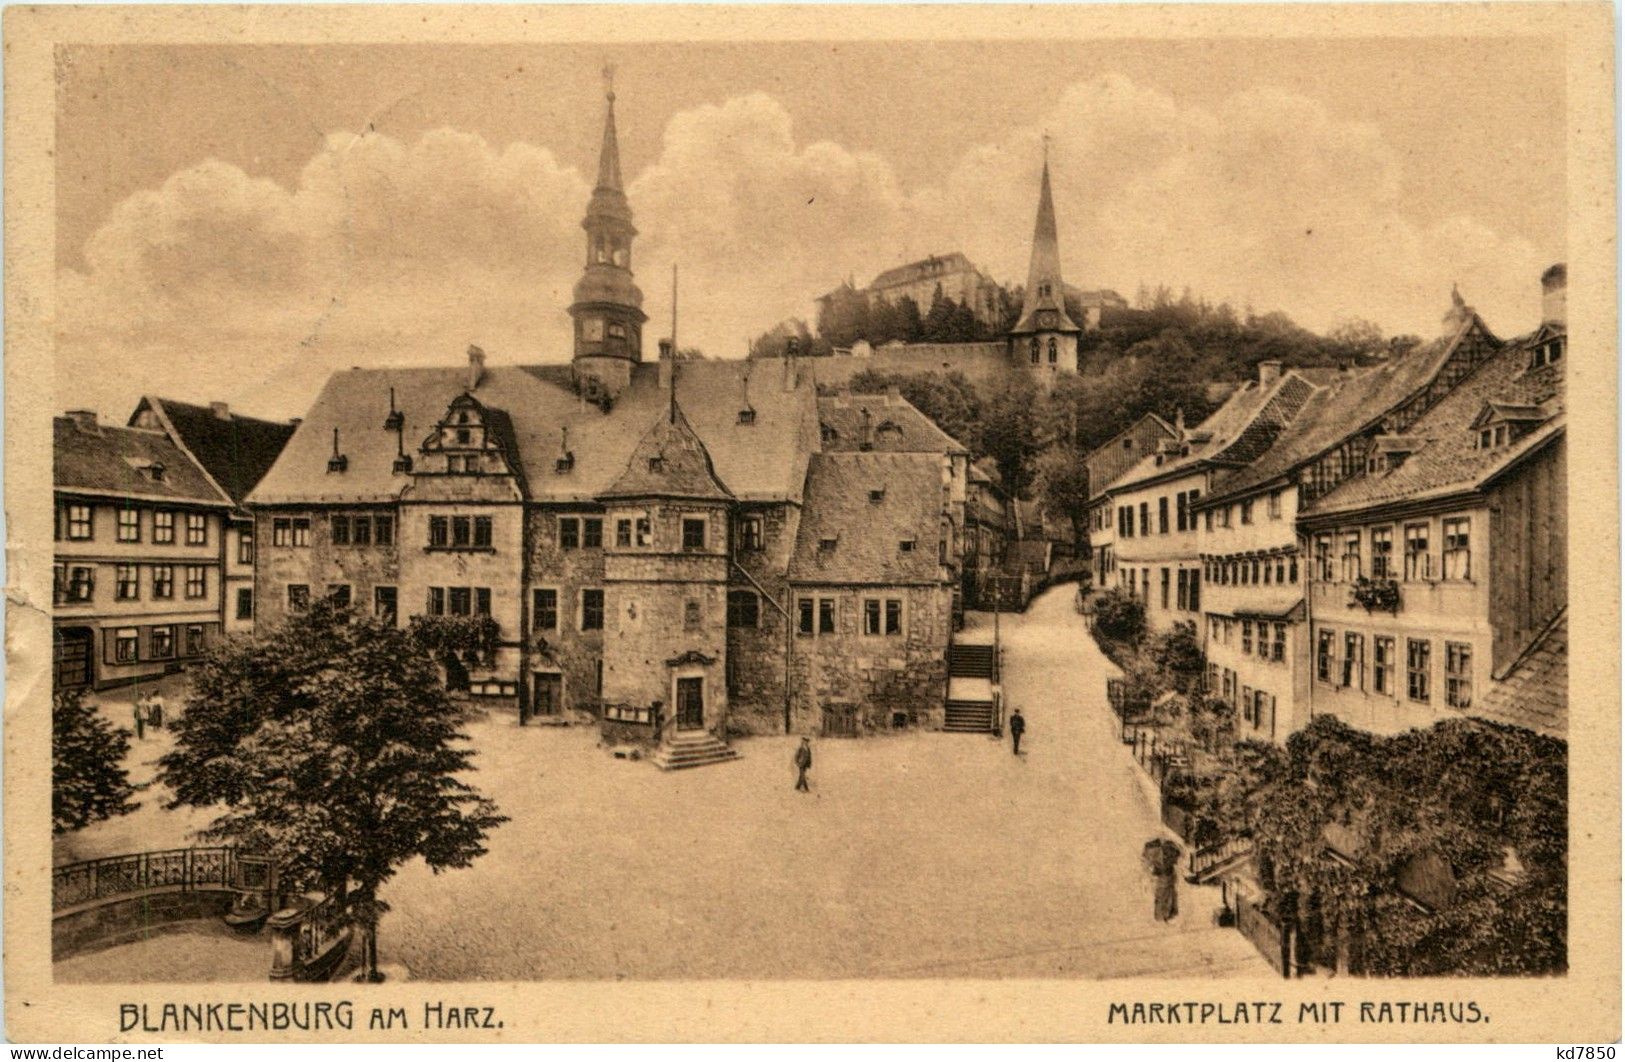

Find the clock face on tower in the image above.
[
  {"left": 583, "top": 318, "right": 604, "bottom": 341},
  {"left": 1038, "top": 310, "right": 1057, "bottom": 328}
]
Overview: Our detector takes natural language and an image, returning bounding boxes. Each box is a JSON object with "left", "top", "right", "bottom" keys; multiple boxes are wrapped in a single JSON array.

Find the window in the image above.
[
  {"left": 152, "top": 564, "right": 174, "bottom": 599},
  {"left": 1047, "top": 337, "right": 1058, "bottom": 364},
  {"left": 616, "top": 519, "right": 633, "bottom": 548},
  {"left": 115, "top": 564, "right": 139, "bottom": 601},
  {"left": 1241, "top": 620, "right": 1253, "bottom": 654},
  {"left": 1446, "top": 642, "right": 1473, "bottom": 708},
  {"left": 1340, "top": 531, "right": 1362, "bottom": 582},
  {"left": 238, "top": 530, "right": 255, "bottom": 564},
  {"left": 1159, "top": 568, "right": 1170, "bottom": 609},
  {"left": 1204, "top": 510, "right": 1214, "bottom": 532},
  {"left": 1139, "top": 503, "right": 1149, "bottom": 536},
  {"left": 797, "top": 597, "right": 815, "bottom": 636},
  {"left": 67, "top": 504, "right": 93, "bottom": 540},
  {"left": 149, "top": 626, "right": 174, "bottom": 659},
  {"left": 1342, "top": 632, "right": 1364, "bottom": 689},
  {"left": 113, "top": 627, "right": 138, "bottom": 663},
  {"left": 885, "top": 599, "right": 903, "bottom": 636},
  {"left": 1290, "top": 556, "right": 1299, "bottom": 583},
  {"left": 352, "top": 517, "right": 371, "bottom": 547},
  {"left": 581, "top": 589, "right": 605, "bottom": 631},
  {"left": 429, "top": 516, "right": 449, "bottom": 548},
  {"left": 582, "top": 518, "right": 602, "bottom": 549},
  {"left": 533, "top": 588, "right": 558, "bottom": 630},
  {"left": 1370, "top": 527, "right": 1393, "bottom": 579},
  {"left": 1268, "top": 490, "right": 1283, "bottom": 519},
  {"left": 186, "top": 513, "right": 208, "bottom": 546},
  {"left": 738, "top": 514, "right": 764, "bottom": 552},
  {"left": 332, "top": 514, "right": 353, "bottom": 546},
  {"left": 636, "top": 517, "right": 652, "bottom": 547},
  {"left": 1158, "top": 497, "right": 1169, "bottom": 534},
  {"left": 273, "top": 518, "right": 291, "bottom": 547},
  {"left": 1442, "top": 517, "right": 1471, "bottom": 580},
  {"left": 1272, "top": 623, "right": 1286, "bottom": 663},
  {"left": 1219, "top": 504, "right": 1232, "bottom": 529},
  {"left": 684, "top": 600, "right": 701, "bottom": 630},
  {"left": 1404, "top": 523, "right": 1432, "bottom": 580},
  {"left": 1240, "top": 685, "right": 1253, "bottom": 725},
  {"left": 1176, "top": 570, "right": 1188, "bottom": 611},
  {"left": 1314, "top": 534, "right": 1334, "bottom": 582},
  {"left": 449, "top": 587, "right": 472, "bottom": 616},
  {"left": 682, "top": 518, "right": 707, "bottom": 551},
  {"left": 1029, "top": 338, "right": 1039, "bottom": 364},
  {"left": 475, "top": 517, "right": 494, "bottom": 549},
  {"left": 236, "top": 588, "right": 254, "bottom": 621},
  {"left": 1240, "top": 499, "right": 1254, "bottom": 525},
  {"left": 1317, "top": 628, "right": 1335, "bottom": 683},
  {"left": 327, "top": 584, "right": 351, "bottom": 607},
  {"left": 66, "top": 566, "right": 94, "bottom": 602},
  {"left": 559, "top": 518, "right": 580, "bottom": 550},
  {"left": 1373, "top": 636, "right": 1395, "bottom": 694},
  {"left": 117, "top": 507, "right": 140, "bottom": 542},
  {"left": 154, "top": 510, "right": 175, "bottom": 544},
  {"left": 185, "top": 566, "right": 207, "bottom": 599},
  {"left": 185, "top": 624, "right": 206, "bottom": 656},
  {"left": 1176, "top": 493, "right": 1188, "bottom": 532},
  {"left": 727, "top": 590, "right": 760, "bottom": 629},
  {"left": 288, "top": 584, "right": 310, "bottom": 612},
  {"left": 819, "top": 598, "right": 837, "bottom": 635},
  {"left": 427, "top": 586, "right": 446, "bottom": 616},
  {"left": 1406, "top": 638, "right": 1431, "bottom": 702},
  {"left": 452, "top": 517, "right": 472, "bottom": 548},
  {"left": 1188, "top": 570, "right": 1200, "bottom": 613},
  {"left": 375, "top": 515, "right": 394, "bottom": 546}
]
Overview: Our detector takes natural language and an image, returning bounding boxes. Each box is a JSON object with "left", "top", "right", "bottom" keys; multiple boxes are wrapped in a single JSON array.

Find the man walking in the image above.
[
  {"left": 793, "top": 736, "right": 813, "bottom": 792},
  {"left": 1009, "top": 707, "right": 1025, "bottom": 755},
  {"left": 132, "top": 694, "right": 147, "bottom": 741}
]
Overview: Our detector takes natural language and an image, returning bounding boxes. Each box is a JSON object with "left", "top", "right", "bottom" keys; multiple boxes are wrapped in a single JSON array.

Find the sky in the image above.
[{"left": 55, "top": 38, "right": 1565, "bottom": 420}]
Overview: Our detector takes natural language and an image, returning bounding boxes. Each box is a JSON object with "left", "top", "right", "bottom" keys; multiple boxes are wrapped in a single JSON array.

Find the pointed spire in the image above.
[
  {"left": 1011, "top": 138, "right": 1078, "bottom": 335},
  {"left": 596, "top": 64, "right": 624, "bottom": 192}
]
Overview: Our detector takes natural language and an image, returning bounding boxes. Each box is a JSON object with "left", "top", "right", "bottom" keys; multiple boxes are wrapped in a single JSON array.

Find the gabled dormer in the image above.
[
  {"left": 1526, "top": 322, "right": 1566, "bottom": 371},
  {"left": 419, "top": 392, "right": 517, "bottom": 477},
  {"left": 1469, "top": 398, "right": 1556, "bottom": 451}
]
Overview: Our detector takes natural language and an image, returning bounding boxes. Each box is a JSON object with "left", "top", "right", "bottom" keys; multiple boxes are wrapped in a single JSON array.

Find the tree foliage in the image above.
[
  {"left": 53, "top": 686, "right": 141, "bottom": 834},
  {"left": 844, "top": 369, "right": 984, "bottom": 454},
  {"left": 1033, "top": 445, "right": 1091, "bottom": 552},
  {"left": 1090, "top": 587, "right": 1145, "bottom": 647},
  {"left": 159, "top": 599, "right": 508, "bottom": 981}
]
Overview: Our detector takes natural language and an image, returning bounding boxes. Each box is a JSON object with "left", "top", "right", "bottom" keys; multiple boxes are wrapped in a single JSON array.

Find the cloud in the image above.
[{"left": 57, "top": 76, "right": 1556, "bottom": 419}]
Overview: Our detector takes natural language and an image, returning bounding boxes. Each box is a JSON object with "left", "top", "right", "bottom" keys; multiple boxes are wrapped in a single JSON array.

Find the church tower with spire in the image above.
[
  {"left": 1007, "top": 142, "right": 1082, "bottom": 386},
  {"left": 570, "top": 71, "right": 648, "bottom": 401}
]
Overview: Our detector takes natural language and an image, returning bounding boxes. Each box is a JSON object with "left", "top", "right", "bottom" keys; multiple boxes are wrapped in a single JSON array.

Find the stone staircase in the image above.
[
  {"left": 943, "top": 642, "right": 999, "bottom": 733},
  {"left": 650, "top": 730, "right": 740, "bottom": 771}
]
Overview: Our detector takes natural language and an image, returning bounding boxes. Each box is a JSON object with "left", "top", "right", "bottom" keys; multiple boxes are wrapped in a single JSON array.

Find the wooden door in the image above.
[
  {"left": 54, "top": 627, "right": 92, "bottom": 691},
  {"left": 533, "top": 673, "right": 562, "bottom": 716},
  {"left": 676, "top": 677, "right": 704, "bottom": 730}
]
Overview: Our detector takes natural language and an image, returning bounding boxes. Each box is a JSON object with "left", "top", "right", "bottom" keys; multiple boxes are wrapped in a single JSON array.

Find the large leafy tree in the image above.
[
  {"left": 160, "top": 599, "right": 507, "bottom": 981},
  {"left": 52, "top": 686, "right": 141, "bottom": 834},
  {"left": 1033, "top": 444, "right": 1091, "bottom": 553}
]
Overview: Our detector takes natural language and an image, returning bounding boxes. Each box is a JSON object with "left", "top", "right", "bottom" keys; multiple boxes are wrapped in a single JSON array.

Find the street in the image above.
[{"left": 56, "top": 584, "right": 1269, "bottom": 981}]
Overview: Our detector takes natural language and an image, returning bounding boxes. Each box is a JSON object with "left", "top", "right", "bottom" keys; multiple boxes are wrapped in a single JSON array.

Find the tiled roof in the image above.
[
  {"left": 1108, "top": 368, "right": 1322, "bottom": 491},
  {"left": 870, "top": 252, "right": 985, "bottom": 291},
  {"left": 138, "top": 397, "right": 296, "bottom": 506},
  {"left": 1475, "top": 610, "right": 1566, "bottom": 739},
  {"left": 601, "top": 406, "right": 732, "bottom": 501},
  {"left": 55, "top": 417, "right": 229, "bottom": 506},
  {"left": 1084, "top": 412, "right": 1177, "bottom": 501},
  {"left": 248, "top": 358, "right": 820, "bottom": 506},
  {"left": 1304, "top": 339, "right": 1563, "bottom": 516},
  {"left": 789, "top": 452, "right": 948, "bottom": 585},
  {"left": 817, "top": 393, "right": 969, "bottom": 455},
  {"left": 1203, "top": 337, "right": 1494, "bottom": 506}
]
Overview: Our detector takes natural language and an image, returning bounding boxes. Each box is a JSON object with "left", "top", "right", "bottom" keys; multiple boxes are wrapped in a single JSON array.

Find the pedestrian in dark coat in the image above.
[
  {"left": 793, "top": 737, "right": 813, "bottom": 792},
  {"left": 132, "top": 696, "right": 147, "bottom": 741},
  {"left": 1009, "top": 708, "right": 1026, "bottom": 755},
  {"left": 147, "top": 692, "right": 165, "bottom": 730}
]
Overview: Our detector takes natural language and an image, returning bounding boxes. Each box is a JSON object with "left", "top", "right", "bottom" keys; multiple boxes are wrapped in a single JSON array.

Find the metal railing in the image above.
[
  {"left": 1189, "top": 835, "right": 1254, "bottom": 879},
  {"left": 53, "top": 846, "right": 237, "bottom": 912}
]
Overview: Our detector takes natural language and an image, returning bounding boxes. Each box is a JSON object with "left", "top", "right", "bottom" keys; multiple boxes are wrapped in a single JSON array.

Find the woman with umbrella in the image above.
[{"left": 1142, "top": 837, "right": 1182, "bottom": 922}]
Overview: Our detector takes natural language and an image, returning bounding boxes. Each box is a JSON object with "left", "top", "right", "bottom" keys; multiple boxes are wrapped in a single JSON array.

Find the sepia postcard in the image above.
[{"left": 4, "top": 3, "right": 1619, "bottom": 1044}]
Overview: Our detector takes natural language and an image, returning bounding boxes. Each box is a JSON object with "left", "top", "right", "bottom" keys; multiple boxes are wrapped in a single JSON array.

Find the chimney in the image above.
[
  {"left": 1257, "top": 360, "right": 1283, "bottom": 388},
  {"left": 1441, "top": 283, "right": 1472, "bottom": 335},
  {"left": 783, "top": 335, "right": 800, "bottom": 392},
  {"left": 66, "top": 409, "right": 99, "bottom": 434},
  {"left": 859, "top": 407, "right": 874, "bottom": 451},
  {"left": 885, "top": 384, "right": 902, "bottom": 404},
  {"left": 1541, "top": 263, "right": 1567, "bottom": 327},
  {"left": 466, "top": 344, "right": 486, "bottom": 391},
  {"left": 658, "top": 338, "right": 674, "bottom": 394},
  {"left": 209, "top": 401, "right": 231, "bottom": 421}
]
